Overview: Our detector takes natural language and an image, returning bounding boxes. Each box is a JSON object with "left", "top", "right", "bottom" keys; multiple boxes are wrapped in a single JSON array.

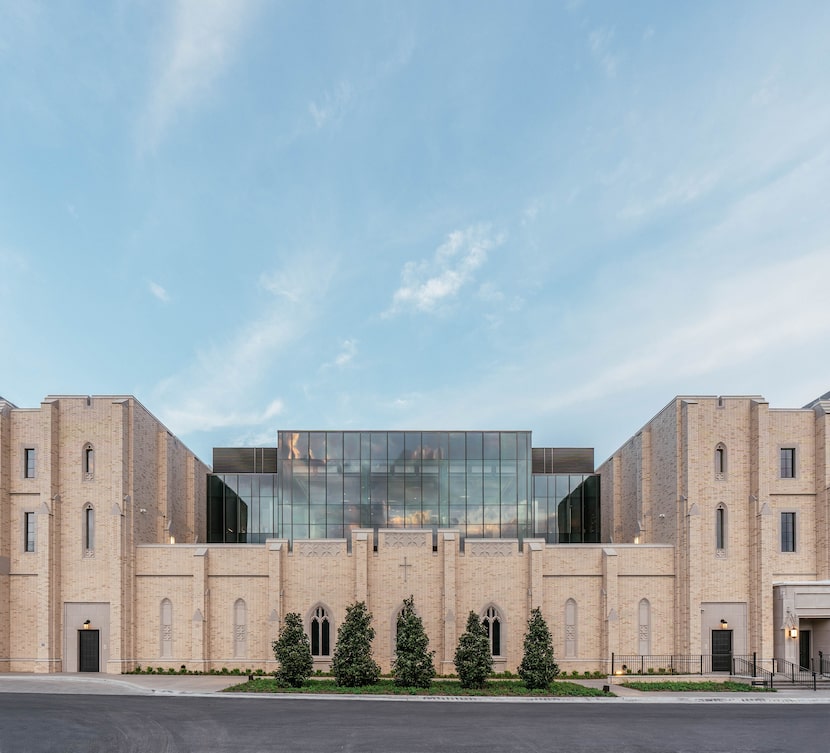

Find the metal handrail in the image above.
[
  {"left": 773, "top": 656, "right": 817, "bottom": 687},
  {"left": 609, "top": 653, "right": 767, "bottom": 677},
  {"left": 609, "top": 653, "right": 828, "bottom": 690}
]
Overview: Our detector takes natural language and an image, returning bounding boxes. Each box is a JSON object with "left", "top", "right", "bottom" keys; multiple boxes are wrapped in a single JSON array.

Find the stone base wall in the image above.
[{"left": 120, "top": 534, "right": 676, "bottom": 675}]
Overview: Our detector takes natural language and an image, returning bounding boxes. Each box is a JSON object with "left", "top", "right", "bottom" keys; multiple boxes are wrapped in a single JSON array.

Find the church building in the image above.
[{"left": 1, "top": 391, "right": 828, "bottom": 676}]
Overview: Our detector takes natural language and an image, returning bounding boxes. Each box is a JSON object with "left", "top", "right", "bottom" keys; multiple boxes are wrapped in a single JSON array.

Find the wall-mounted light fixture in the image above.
[
  {"left": 789, "top": 627, "right": 799, "bottom": 639},
  {"left": 720, "top": 619, "right": 728, "bottom": 630},
  {"left": 83, "top": 620, "right": 91, "bottom": 630}
]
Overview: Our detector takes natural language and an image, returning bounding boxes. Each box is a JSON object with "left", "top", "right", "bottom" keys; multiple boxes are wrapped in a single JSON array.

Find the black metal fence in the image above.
[
  {"left": 771, "top": 657, "right": 829, "bottom": 690},
  {"left": 610, "top": 653, "right": 830, "bottom": 690},
  {"left": 610, "top": 654, "right": 718, "bottom": 676},
  {"left": 732, "top": 655, "right": 774, "bottom": 688}
]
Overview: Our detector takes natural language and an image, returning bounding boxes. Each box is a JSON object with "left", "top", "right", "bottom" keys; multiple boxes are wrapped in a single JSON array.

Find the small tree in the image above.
[
  {"left": 393, "top": 595, "right": 435, "bottom": 688},
  {"left": 331, "top": 601, "right": 381, "bottom": 687},
  {"left": 518, "top": 607, "right": 559, "bottom": 689},
  {"left": 272, "top": 612, "right": 313, "bottom": 687},
  {"left": 454, "top": 611, "right": 493, "bottom": 689}
]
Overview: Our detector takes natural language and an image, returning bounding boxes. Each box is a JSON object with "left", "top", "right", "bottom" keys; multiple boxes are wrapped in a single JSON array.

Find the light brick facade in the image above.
[
  {"left": 599, "top": 394, "right": 830, "bottom": 667},
  {"left": 1, "top": 392, "right": 829, "bottom": 675}
]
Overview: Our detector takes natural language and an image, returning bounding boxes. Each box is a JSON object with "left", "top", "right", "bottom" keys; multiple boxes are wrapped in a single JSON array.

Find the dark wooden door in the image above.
[
  {"left": 799, "top": 630, "right": 811, "bottom": 670},
  {"left": 78, "top": 629, "right": 100, "bottom": 672},
  {"left": 711, "top": 629, "right": 733, "bottom": 672}
]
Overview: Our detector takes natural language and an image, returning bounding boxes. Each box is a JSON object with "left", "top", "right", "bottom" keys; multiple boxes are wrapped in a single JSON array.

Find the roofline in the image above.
[
  {"left": 598, "top": 394, "right": 768, "bottom": 468},
  {"left": 37, "top": 394, "right": 209, "bottom": 467}
]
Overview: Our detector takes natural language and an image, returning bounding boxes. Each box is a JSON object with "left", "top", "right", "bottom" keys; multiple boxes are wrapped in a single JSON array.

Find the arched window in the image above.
[
  {"left": 482, "top": 605, "right": 503, "bottom": 657},
  {"left": 310, "top": 605, "right": 331, "bottom": 657},
  {"left": 83, "top": 444, "right": 95, "bottom": 480},
  {"left": 716, "top": 504, "right": 727, "bottom": 551},
  {"left": 638, "top": 599, "right": 651, "bottom": 655},
  {"left": 714, "top": 443, "right": 726, "bottom": 479},
  {"left": 234, "top": 599, "right": 247, "bottom": 659},
  {"left": 565, "top": 599, "right": 577, "bottom": 658},
  {"left": 83, "top": 504, "right": 94, "bottom": 554},
  {"left": 161, "top": 599, "right": 173, "bottom": 658}
]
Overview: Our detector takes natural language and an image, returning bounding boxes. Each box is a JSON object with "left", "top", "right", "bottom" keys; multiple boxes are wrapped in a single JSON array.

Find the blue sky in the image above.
[{"left": 2, "top": 1, "right": 830, "bottom": 466}]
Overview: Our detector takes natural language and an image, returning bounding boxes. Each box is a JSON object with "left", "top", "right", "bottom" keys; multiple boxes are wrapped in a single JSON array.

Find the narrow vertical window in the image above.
[
  {"left": 715, "top": 505, "right": 726, "bottom": 550},
  {"left": 24, "top": 448, "right": 36, "bottom": 478},
  {"left": 715, "top": 444, "right": 726, "bottom": 477},
  {"left": 781, "top": 512, "right": 796, "bottom": 552},
  {"left": 780, "top": 448, "right": 796, "bottom": 479},
  {"left": 482, "top": 606, "right": 502, "bottom": 656},
  {"left": 83, "top": 445, "right": 95, "bottom": 479},
  {"left": 310, "top": 605, "right": 331, "bottom": 656},
  {"left": 84, "top": 506, "right": 95, "bottom": 553},
  {"left": 24, "top": 512, "right": 36, "bottom": 552}
]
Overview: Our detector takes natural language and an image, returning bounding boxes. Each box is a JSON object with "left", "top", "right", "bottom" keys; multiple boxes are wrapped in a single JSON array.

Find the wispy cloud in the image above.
[
  {"left": 334, "top": 339, "right": 357, "bottom": 367},
  {"left": 148, "top": 281, "right": 170, "bottom": 303},
  {"left": 384, "top": 226, "right": 503, "bottom": 316},
  {"left": 520, "top": 198, "right": 542, "bottom": 226},
  {"left": 541, "top": 248, "right": 830, "bottom": 411},
  {"left": 376, "top": 246, "right": 830, "bottom": 454},
  {"left": 751, "top": 71, "right": 780, "bottom": 107},
  {"left": 320, "top": 338, "right": 358, "bottom": 370},
  {"left": 618, "top": 170, "right": 720, "bottom": 221},
  {"left": 306, "top": 35, "right": 414, "bottom": 134},
  {"left": 154, "top": 252, "right": 337, "bottom": 435},
  {"left": 309, "top": 80, "right": 353, "bottom": 129},
  {"left": 589, "top": 27, "right": 619, "bottom": 77},
  {"left": 138, "top": 0, "right": 257, "bottom": 152}
]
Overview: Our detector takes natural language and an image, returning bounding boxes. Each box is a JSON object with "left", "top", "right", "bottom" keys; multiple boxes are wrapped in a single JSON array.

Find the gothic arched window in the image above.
[
  {"left": 310, "top": 605, "right": 331, "bottom": 657},
  {"left": 482, "top": 605, "right": 503, "bottom": 657}
]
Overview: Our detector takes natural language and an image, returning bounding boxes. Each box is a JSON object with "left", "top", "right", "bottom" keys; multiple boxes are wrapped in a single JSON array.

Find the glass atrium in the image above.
[{"left": 208, "top": 431, "right": 600, "bottom": 545}]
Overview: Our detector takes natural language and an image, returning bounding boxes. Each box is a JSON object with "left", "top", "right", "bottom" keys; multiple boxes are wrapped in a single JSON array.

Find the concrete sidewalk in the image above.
[
  {"left": 1, "top": 672, "right": 830, "bottom": 702},
  {"left": 0, "top": 672, "right": 242, "bottom": 696}
]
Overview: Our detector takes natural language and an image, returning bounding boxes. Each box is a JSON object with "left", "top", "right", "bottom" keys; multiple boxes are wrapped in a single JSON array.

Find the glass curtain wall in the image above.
[
  {"left": 208, "top": 474, "right": 277, "bottom": 543},
  {"left": 278, "top": 430, "right": 531, "bottom": 543},
  {"left": 532, "top": 474, "right": 601, "bottom": 543},
  {"left": 207, "top": 433, "right": 600, "bottom": 545}
]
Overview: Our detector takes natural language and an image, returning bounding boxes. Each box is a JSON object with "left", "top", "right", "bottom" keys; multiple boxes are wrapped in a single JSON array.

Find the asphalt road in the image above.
[{"left": 1, "top": 694, "right": 828, "bottom": 753}]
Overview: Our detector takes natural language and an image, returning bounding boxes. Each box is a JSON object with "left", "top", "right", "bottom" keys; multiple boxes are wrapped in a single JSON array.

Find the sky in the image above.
[{"left": 1, "top": 1, "right": 830, "bottom": 467}]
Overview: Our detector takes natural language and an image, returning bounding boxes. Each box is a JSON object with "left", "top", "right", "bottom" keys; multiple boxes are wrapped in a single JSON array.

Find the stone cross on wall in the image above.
[{"left": 399, "top": 557, "right": 413, "bottom": 582}]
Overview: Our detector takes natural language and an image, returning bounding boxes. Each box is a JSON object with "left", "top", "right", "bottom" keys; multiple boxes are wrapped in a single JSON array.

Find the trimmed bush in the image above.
[
  {"left": 272, "top": 612, "right": 313, "bottom": 688},
  {"left": 332, "top": 601, "right": 381, "bottom": 687},
  {"left": 393, "top": 596, "right": 435, "bottom": 688},
  {"left": 454, "top": 611, "right": 493, "bottom": 689},
  {"left": 518, "top": 607, "right": 559, "bottom": 689}
]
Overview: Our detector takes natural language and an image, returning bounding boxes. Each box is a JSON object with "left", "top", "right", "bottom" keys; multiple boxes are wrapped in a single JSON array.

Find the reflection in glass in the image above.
[{"left": 209, "top": 432, "right": 598, "bottom": 546}]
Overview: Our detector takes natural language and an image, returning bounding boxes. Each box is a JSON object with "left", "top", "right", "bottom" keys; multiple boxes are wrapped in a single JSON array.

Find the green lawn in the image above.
[
  {"left": 224, "top": 677, "right": 611, "bottom": 697},
  {"left": 620, "top": 680, "right": 773, "bottom": 692}
]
